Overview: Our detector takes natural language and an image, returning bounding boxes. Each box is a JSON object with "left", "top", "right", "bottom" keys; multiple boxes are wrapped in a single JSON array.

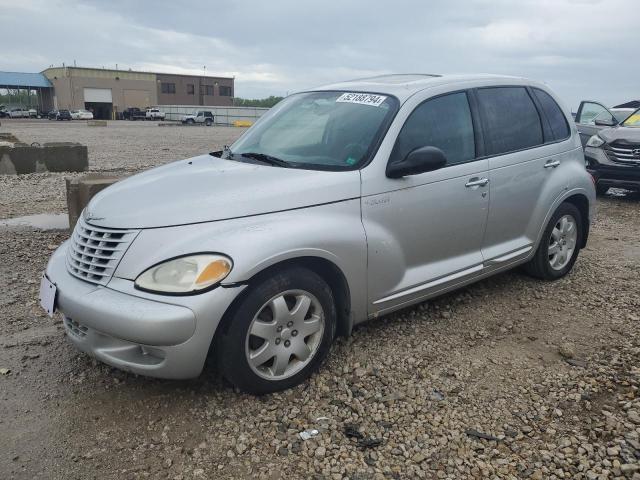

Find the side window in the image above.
[
  {"left": 532, "top": 88, "right": 570, "bottom": 141},
  {"left": 576, "top": 102, "right": 612, "bottom": 125},
  {"left": 477, "top": 87, "right": 543, "bottom": 156},
  {"left": 390, "top": 92, "right": 475, "bottom": 166}
]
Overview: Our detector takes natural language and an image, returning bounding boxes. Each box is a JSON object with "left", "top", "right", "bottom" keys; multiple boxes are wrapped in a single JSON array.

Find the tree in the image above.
[{"left": 233, "top": 96, "right": 284, "bottom": 108}]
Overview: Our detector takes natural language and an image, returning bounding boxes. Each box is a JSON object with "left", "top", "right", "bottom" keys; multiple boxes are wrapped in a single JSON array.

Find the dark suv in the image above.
[
  {"left": 57, "top": 109, "right": 72, "bottom": 121},
  {"left": 580, "top": 106, "right": 640, "bottom": 194}
]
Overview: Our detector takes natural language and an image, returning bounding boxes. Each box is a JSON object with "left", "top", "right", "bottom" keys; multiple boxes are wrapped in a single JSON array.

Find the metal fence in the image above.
[{"left": 157, "top": 105, "right": 269, "bottom": 125}]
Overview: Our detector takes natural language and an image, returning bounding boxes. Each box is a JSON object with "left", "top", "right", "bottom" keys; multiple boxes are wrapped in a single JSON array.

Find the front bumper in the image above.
[
  {"left": 46, "top": 242, "right": 245, "bottom": 379},
  {"left": 585, "top": 146, "right": 640, "bottom": 189}
]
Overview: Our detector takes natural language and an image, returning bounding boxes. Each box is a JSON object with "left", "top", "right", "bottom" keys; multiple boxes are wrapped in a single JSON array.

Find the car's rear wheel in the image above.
[
  {"left": 216, "top": 267, "right": 336, "bottom": 394},
  {"left": 205, "top": 118, "right": 212, "bottom": 126},
  {"left": 524, "top": 202, "right": 582, "bottom": 280}
]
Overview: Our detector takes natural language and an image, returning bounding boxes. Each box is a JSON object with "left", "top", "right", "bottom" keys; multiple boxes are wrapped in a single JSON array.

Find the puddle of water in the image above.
[{"left": 0, "top": 213, "right": 69, "bottom": 230}]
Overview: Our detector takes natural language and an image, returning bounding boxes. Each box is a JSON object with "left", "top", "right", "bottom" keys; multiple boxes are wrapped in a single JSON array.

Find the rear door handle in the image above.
[
  {"left": 544, "top": 159, "right": 561, "bottom": 169},
  {"left": 465, "top": 177, "right": 489, "bottom": 188}
]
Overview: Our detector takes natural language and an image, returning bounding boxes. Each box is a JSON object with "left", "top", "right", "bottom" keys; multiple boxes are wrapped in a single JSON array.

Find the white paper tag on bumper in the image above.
[
  {"left": 39, "top": 273, "right": 57, "bottom": 317},
  {"left": 336, "top": 92, "right": 387, "bottom": 107}
]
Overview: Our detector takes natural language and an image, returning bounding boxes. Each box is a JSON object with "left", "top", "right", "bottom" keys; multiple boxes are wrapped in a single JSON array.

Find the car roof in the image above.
[{"left": 312, "top": 73, "right": 532, "bottom": 103}]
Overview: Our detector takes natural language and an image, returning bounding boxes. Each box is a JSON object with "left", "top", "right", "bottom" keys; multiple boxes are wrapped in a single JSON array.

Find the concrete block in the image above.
[
  {"left": 87, "top": 120, "right": 108, "bottom": 126},
  {"left": 0, "top": 142, "right": 88, "bottom": 174},
  {"left": 0, "top": 133, "right": 20, "bottom": 143},
  {"left": 41, "top": 143, "right": 88, "bottom": 172},
  {"left": 66, "top": 174, "right": 121, "bottom": 229}
]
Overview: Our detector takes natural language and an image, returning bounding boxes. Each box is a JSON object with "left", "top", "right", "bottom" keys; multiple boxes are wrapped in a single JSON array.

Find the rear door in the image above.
[
  {"left": 477, "top": 85, "right": 571, "bottom": 266},
  {"left": 575, "top": 101, "right": 616, "bottom": 147}
]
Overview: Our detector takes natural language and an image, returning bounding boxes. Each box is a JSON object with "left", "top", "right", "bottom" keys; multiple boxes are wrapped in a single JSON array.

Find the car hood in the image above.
[
  {"left": 599, "top": 126, "right": 640, "bottom": 144},
  {"left": 84, "top": 154, "right": 361, "bottom": 229}
]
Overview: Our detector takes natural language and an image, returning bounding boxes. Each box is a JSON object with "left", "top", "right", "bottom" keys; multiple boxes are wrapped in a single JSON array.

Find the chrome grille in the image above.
[
  {"left": 66, "top": 217, "right": 139, "bottom": 285},
  {"left": 604, "top": 143, "right": 640, "bottom": 165}
]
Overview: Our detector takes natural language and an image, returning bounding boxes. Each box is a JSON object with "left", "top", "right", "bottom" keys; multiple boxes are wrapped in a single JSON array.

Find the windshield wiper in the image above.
[{"left": 239, "top": 152, "right": 291, "bottom": 168}]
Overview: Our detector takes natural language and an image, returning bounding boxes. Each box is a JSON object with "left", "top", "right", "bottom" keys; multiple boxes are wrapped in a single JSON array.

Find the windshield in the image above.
[
  {"left": 611, "top": 109, "right": 633, "bottom": 123},
  {"left": 228, "top": 91, "right": 399, "bottom": 170},
  {"left": 622, "top": 108, "right": 640, "bottom": 127}
]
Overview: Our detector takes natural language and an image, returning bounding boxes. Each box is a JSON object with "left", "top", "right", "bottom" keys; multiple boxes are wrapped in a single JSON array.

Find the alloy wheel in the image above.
[
  {"left": 548, "top": 214, "right": 577, "bottom": 270},
  {"left": 245, "top": 290, "right": 325, "bottom": 380}
]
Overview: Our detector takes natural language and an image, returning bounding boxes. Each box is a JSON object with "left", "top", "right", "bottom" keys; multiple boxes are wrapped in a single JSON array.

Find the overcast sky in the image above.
[{"left": 0, "top": 0, "right": 636, "bottom": 110}]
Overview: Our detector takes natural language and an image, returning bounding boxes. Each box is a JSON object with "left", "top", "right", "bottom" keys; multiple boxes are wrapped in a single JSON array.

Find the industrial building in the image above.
[{"left": 0, "top": 66, "right": 235, "bottom": 119}]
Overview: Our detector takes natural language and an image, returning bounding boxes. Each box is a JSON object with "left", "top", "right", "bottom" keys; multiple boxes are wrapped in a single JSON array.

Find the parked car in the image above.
[
  {"left": 70, "top": 109, "right": 93, "bottom": 120},
  {"left": 182, "top": 110, "right": 214, "bottom": 126},
  {"left": 41, "top": 74, "right": 594, "bottom": 394},
  {"left": 123, "top": 107, "right": 146, "bottom": 120},
  {"left": 8, "top": 108, "right": 30, "bottom": 118},
  {"left": 146, "top": 108, "right": 165, "bottom": 120},
  {"left": 28, "top": 108, "right": 38, "bottom": 118},
  {"left": 575, "top": 100, "right": 635, "bottom": 147},
  {"left": 0, "top": 106, "right": 8, "bottom": 118},
  {"left": 47, "top": 110, "right": 59, "bottom": 120},
  {"left": 580, "top": 105, "right": 640, "bottom": 194},
  {"left": 56, "top": 109, "right": 72, "bottom": 121}
]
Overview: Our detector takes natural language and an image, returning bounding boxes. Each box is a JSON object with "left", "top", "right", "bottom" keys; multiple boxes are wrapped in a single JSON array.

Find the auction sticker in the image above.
[{"left": 336, "top": 92, "right": 387, "bottom": 107}]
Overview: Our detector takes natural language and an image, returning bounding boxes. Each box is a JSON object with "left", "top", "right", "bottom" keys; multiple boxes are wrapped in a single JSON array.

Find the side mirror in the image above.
[
  {"left": 386, "top": 146, "right": 447, "bottom": 179},
  {"left": 595, "top": 117, "right": 616, "bottom": 127}
]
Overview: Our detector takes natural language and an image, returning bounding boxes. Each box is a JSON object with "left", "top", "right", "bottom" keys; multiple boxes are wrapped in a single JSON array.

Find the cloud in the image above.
[{"left": 0, "top": 0, "right": 637, "bottom": 107}]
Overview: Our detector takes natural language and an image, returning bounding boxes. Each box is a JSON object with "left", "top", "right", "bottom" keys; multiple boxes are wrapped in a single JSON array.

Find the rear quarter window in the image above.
[
  {"left": 477, "top": 87, "right": 543, "bottom": 156},
  {"left": 532, "top": 88, "right": 570, "bottom": 141}
]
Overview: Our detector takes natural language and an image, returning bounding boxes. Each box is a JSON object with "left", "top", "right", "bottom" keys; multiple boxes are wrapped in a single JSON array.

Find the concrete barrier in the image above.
[
  {"left": 66, "top": 175, "right": 120, "bottom": 229},
  {"left": 0, "top": 133, "right": 20, "bottom": 144},
  {"left": 0, "top": 142, "right": 88, "bottom": 175}
]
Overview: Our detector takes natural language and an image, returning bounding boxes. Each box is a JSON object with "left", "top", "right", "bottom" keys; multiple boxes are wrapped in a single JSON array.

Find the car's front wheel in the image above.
[
  {"left": 216, "top": 267, "right": 336, "bottom": 394},
  {"left": 524, "top": 202, "right": 582, "bottom": 280}
]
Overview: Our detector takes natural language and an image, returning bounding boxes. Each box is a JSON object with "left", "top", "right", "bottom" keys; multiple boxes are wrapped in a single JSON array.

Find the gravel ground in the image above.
[{"left": 0, "top": 120, "right": 639, "bottom": 479}]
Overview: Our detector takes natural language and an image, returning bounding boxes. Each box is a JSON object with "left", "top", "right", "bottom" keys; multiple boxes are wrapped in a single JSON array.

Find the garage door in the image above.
[
  {"left": 123, "top": 89, "right": 151, "bottom": 109},
  {"left": 83, "top": 88, "right": 112, "bottom": 103}
]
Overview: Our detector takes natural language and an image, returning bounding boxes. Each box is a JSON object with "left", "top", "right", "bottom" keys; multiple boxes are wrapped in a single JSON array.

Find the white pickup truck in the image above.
[
  {"left": 145, "top": 108, "right": 166, "bottom": 120},
  {"left": 181, "top": 110, "right": 214, "bottom": 126}
]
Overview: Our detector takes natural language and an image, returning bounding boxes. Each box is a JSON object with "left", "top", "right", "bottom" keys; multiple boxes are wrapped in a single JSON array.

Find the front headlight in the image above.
[
  {"left": 135, "top": 254, "right": 233, "bottom": 294},
  {"left": 586, "top": 135, "right": 605, "bottom": 148}
]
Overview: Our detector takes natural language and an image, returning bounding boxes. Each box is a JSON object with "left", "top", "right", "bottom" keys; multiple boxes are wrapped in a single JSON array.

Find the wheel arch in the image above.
[
  {"left": 562, "top": 193, "right": 590, "bottom": 248},
  {"left": 216, "top": 255, "right": 353, "bottom": 341},
  {"left": 533, "top": 189, "right": 592, "bottom": 253}
]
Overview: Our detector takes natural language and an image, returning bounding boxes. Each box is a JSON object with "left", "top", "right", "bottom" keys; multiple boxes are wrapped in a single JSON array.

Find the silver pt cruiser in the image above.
[{"left": 41, "top": 74, "right": 595, "bottom": 393}]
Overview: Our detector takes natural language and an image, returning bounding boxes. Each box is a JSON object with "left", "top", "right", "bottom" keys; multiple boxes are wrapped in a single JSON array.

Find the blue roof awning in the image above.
[{"left": 0, "top": 71, "right": 52, "bottom": 88}]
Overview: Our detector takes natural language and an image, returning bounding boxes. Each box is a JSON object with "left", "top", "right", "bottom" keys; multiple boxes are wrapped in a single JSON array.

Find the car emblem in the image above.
[
  {"left": 84, "top": 209, "right": 104, "bottom": 222},
  {"left": 633, "top": 148, "right": 640, "bottom": 157}
]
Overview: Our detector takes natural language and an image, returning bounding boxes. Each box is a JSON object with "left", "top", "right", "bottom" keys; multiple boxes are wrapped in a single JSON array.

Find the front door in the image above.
[
  {"left": 362, "top": 91, "right": 489, "bottom": 315},
  {"left": 575, "top": 101, "right": 616, "bottom": 147}
]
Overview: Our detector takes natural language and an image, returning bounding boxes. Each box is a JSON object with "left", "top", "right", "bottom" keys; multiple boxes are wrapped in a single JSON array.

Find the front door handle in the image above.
[
  {"left": 544, "top": 159, "right": 561, "bottom": 169},
  {"left": 465, "top": 177, "right": 490, "bottom": 188}
]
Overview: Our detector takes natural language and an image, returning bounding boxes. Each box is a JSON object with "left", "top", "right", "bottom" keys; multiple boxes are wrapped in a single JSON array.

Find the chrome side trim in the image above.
[
  {"left": 373, "top": 264, "right": 483, "bottom": 305},
  {"left": 483, "top": 245, "right": 533, "bottom": 267}
]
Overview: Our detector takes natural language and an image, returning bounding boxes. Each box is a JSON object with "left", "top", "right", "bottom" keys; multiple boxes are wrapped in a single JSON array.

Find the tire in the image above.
[
  {"left": 187, "top": 119, "right": 195, "bottom": 125},
  {"left": 596, "top": 183, "right": 609, "bottom": 196},
  {"left": 205, "top": 119, "right": 212, "bottom": 126},
  {"left": 524, "top": 202, "right": 582, "bottom": 280},
  {"left": 216, "top": 267, "right": 336, "bottom": 394}
]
